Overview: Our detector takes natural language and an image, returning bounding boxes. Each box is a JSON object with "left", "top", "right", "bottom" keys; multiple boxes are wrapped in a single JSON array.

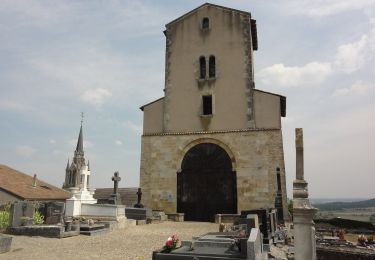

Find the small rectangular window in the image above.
[
  {"left": 202, "top": 17, "right": 209, "bottom": 30},
  {"left": 202, "top": 95, "right": 212, "bottom": 115}
]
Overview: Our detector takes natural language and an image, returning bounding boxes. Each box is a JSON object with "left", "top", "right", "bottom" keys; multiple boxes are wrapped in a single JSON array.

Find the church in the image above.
[
  {"left": 63, "top": 119, "right": 92, "bottom": 191},
  {"left": 139, "top": 3, "right": 288, "bottom": 221}
]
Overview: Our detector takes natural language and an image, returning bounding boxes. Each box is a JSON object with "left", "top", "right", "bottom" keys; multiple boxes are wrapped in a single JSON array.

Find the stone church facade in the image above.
[{"left": 140, "top": 3, "right": 288, "bottom": 221}]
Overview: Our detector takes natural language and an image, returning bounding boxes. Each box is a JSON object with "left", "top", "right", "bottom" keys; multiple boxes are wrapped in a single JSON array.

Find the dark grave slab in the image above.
[
  {"left": 6, "top": 225, "right": 79, "bottom": 238},
  {"left": 80, "top": 223, "right": 110, "bottom": 236},
  {"left": 152, "top": 232, "right": 248, "bottom": 260},
  {"left": 125, "top": 207, "right": 152, "bottom": 220},
  {"left": 0, "top": 235, "right": 12, "bottom": 253}
]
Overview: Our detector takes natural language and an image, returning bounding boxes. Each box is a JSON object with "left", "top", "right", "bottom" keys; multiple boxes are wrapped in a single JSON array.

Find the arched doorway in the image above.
[{"left": 177, "top": 143, "right": 237, "bottom": 221}]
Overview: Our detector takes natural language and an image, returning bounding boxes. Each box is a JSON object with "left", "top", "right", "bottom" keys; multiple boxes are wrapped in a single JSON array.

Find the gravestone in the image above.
[
  {"left": 8, "top": 201, "right": 34, "bottom": 227},
  {"left": 234, "top": 214, "right": 259, "bottom": 236},
  {"left": 108, "top": 171, "right": 122, "bottom": 205},
  {"left": 241, "top": 208, "right": 276, "bottom": 245},
  {"left": 45, "top": 202, "right": 65, "bottom": 224},
  {"left": 152, "top": 210, "right": 167, "bottom": 221},
  {"left": 0, "top": 235, "right": 12, "bottom": 254}
]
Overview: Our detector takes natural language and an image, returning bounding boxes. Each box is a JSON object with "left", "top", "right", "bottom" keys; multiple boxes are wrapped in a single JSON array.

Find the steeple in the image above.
[
  {"left": 63, "top": 113, "right": 87, "bottom": 190},
  {"left": 75, "top": 124, "right": 84, "bottom": 153},
  {"left": 75, "top": 112, "right": 84, "bottom": 155}
]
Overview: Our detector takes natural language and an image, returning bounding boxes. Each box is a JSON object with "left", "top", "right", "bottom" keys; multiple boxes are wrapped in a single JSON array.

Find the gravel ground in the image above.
[{"left": 1, "top": 221, "right": 218, "bottom": 260}]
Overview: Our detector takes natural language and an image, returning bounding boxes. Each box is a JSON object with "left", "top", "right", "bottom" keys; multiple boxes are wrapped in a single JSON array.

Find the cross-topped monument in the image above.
[
  {"left": 293, "top": 128, "right": 317, "bottom": 260},
  {"left": 109, "top": 171, "right": 122, "bottom": 205},
  {"left": 134, "top": 188, "right": 144, "bottom": 208}
]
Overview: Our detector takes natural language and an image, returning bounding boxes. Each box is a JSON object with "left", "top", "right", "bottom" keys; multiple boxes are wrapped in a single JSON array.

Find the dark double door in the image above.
[{"left": 177, "top": 143, "right": 237, "bottom": 222}]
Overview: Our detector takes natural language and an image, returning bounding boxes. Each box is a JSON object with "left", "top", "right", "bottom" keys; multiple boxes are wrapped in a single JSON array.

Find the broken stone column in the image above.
[{"left": 293, "top": 128, "right": 317, "bottom": 260}]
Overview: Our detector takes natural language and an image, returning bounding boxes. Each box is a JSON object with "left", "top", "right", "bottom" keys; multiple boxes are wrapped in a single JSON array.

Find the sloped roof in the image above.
[
  {"left": 0, "top": 164, "right": 71, "bottom": 200},
  {"left": 94, "top": 187, "right": 138, "bottom": 207},
  {"left": 140, "top": 97, "right": 164, "bottom": 111},
  {"left": 166, "top": 3, "right": 251, "bottom": 27}
]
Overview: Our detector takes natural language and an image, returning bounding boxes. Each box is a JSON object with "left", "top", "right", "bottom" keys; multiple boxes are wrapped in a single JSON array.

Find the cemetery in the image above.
[{"left": 1, "top": 2, "right": 374, "bottom": 260}]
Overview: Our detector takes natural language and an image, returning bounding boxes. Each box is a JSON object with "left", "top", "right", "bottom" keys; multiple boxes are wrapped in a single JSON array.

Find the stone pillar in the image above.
[{"left": 293, "top": 128, "right": 317, "bottom": 260}]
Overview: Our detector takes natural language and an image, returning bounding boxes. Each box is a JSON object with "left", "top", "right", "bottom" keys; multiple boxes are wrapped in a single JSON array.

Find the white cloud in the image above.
[
  {"left": 115, "top": 140, "right": 123, "bottom": 146},
  {"left": 0, "top": 100, "right": 33, "bottom": 112},
  {"left": 49, "top": 139, "right": 56, "bottom": 144},
  {"left": 285, "top": 0, "right": 375, "bottom": 17},
  {"left": 334, "top": 35, "right": 369, "bottom": 73},
  {"left": 16, "top": 145, "right": 37, "bottom": 157},
  {"left": 81, "top": 88, "right": 112, "bottom": 106},
  {"left": 258, "top": 62, "right": 332, "bottom": 87},
  {"left": 333, "top": 81, "right": 375, "bottom": 96},
  {"left": 123, "top": 120, "right": 142, "bottom": 135}
]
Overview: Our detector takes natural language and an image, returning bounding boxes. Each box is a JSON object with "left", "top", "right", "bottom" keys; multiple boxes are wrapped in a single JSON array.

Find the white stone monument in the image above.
[
  {"left": 65, "top": 165, "right": 97, "bottom": 217},
  {"left": 293, "top": 128, "right": 317, "bottom": 260}
]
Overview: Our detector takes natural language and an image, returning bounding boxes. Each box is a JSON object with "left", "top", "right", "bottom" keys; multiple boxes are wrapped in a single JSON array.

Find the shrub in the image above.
[
  {"left": 0, "top": 204, "right": 10, "bottom": 229},
  {"left": 33, "top": 210, "right": 44, "bottom": 225}
]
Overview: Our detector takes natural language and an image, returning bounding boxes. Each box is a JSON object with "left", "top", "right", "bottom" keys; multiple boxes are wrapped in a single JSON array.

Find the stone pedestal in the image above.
[
  {"left": 293, "top": 198, "right": 317, "bottom": 260},
  {"left": 65, "top": 166, "right": 97, "bottom": 217},
  {"left": 292, "top": 128, "right": 317, "bottom": 260}
]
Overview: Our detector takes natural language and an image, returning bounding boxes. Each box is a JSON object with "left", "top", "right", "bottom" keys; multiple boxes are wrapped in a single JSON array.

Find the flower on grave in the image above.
[{"left": 163, "top": 234, "right": 179, "bottom": 252}]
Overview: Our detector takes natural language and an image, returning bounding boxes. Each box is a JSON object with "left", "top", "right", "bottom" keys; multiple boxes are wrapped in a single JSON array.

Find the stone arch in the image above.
[
  {"left": 177, "top": 141, "right": 238, "bottom": 221},
  {"left": 177, "top": 138, "right": 237, "bottom": 172}
]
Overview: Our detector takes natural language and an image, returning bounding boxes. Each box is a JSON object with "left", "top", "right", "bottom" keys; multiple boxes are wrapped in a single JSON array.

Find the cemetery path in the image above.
[{"left": 1, "top": 221, "right": 218, "bottom": 260}]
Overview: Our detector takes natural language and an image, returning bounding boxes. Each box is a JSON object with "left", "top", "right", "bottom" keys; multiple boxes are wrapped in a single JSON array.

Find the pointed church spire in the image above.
[
  {"left": 66, "top": 159, "right": 70, "bottom": 170},
  {"left": 75, "top": 112, "right": 84, "bottom": 153}
]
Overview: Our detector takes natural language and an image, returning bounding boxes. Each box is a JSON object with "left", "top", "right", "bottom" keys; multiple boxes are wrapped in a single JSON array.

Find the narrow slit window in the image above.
[
  {"left": 209, "top": 55, "right": 216, "bottom": 78},
  {"left": 202, "top": 95, "right": 212, "bottom": 115},
  {"left": 202, "top": 17, "right": 209, "bottom": 29},
  {"left": 199, "top": 56, "right": 206, "bottom": 79}
]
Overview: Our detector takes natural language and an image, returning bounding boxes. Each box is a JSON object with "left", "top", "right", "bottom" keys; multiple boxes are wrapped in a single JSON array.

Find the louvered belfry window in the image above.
[
  {"left": 199, "top": 56, "right": 206, "bottom": 79},
  {"left": 209, "top": 55, "right": 216, "bottom": 78}
]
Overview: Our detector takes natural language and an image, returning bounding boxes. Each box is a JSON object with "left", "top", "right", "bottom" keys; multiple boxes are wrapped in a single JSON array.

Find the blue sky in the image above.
[{"left": 1, "top": 0, "right": 374, "bottom": 198}]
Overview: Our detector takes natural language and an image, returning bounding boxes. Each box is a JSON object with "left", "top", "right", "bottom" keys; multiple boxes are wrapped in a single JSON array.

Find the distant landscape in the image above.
[
  {"left": 310, "top": 198, "right": 370, "bottom": 205},
  {"left": 313, "top": 198, "right": 375, "bottom": 211},
  {"left": 312, "top": 198, "right": 375, "bottom": 223}
]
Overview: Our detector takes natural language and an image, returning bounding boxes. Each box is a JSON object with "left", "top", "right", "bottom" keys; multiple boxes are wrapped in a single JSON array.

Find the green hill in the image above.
[{"left": 314, "top": 198, "right": 375, "bottom": 211}]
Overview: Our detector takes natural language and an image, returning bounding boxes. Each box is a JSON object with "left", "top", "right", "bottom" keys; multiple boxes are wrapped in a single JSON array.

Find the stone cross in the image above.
[
  {"left": 134, "top": 188, "right": 144, "bottom": 208},
  {"left": 112, "top": 171, "right": 121, "bottom": 194},
  {"left": 293, "top": 128, "right": 317, "bottom": 260},
  {"left": 295, "top": 128, "right": 304, "bottom": 180},
  {"left": 137, "top": 188, "right": 142, "bottom": 204}
]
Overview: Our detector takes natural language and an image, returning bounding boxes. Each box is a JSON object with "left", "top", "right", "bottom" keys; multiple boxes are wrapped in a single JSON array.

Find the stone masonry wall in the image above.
[{"left": 140, "top": 129, "right": 288, "bottom": 219}]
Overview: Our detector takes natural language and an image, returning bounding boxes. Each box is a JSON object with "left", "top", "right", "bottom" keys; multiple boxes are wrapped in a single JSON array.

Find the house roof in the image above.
[
  {"left": 166, "top": 3, "right": 251, "bottom": 27},
  {"left": 0, "top": 164, "right": 71, "bottom": 200}
]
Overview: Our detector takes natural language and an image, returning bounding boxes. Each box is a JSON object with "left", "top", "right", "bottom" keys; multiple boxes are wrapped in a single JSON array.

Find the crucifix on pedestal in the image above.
[{"left": 109, "top": 171, "right": 122, "bottom": 205}]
